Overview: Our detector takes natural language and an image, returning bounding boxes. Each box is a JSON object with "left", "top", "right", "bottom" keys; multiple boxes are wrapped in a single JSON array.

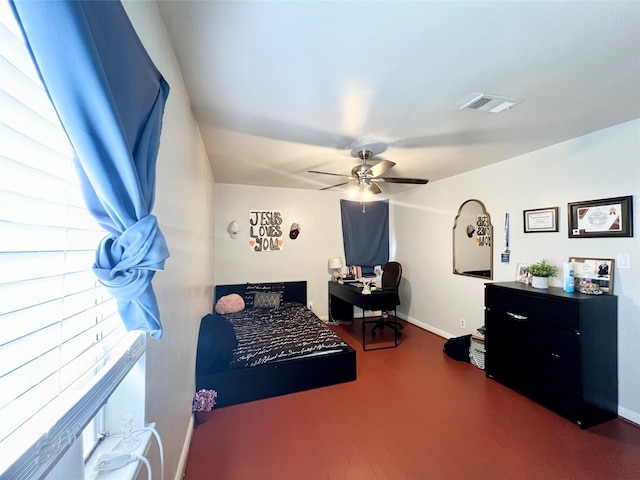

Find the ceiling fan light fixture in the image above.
[{"left": 308, "top": 143, "right": 428, "bottom": 194}]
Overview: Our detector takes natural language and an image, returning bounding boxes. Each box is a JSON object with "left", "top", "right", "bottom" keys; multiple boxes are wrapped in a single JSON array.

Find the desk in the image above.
[{"left": 328, "top": 281, "right": 399, "bottom": 350}]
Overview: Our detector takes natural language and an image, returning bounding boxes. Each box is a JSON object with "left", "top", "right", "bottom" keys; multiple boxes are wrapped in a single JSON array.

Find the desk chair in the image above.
[{"left": 371, "top": 261, "right": 403, "bottom": 338}]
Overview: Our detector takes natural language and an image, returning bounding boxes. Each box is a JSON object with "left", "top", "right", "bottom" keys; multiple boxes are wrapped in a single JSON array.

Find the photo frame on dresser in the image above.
[
  {"left": 569, "top": 257, "right": 615, "bottom": 294},
  {"left": 568, "top": 196, "right": 633, "bottom": 238},
  {"left": 515, "top": 263, "right": 531, "bottom": 283}
]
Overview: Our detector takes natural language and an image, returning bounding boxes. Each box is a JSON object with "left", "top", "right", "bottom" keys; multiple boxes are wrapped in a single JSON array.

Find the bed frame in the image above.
[{"left": 196, "top": 281, "right": 357, "bottom": 407}]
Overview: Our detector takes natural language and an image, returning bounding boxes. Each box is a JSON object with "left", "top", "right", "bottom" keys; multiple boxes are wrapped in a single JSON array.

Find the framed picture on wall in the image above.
[
  {"left": 523, "top": 207, "right": 559, "bottom": 233},
  {"left": 568, "top": 196, "right": 633, "bottom": 238}
]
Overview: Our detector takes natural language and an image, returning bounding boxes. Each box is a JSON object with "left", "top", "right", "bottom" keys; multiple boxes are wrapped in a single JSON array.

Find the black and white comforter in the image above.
[{"left": 223, "top": 302, "right": 350, "bottom": 368}]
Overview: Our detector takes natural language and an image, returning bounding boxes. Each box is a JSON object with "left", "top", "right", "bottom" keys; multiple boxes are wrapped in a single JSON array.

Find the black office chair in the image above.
[{"left": 371, "top": 261, "right": 403, "bottom": 337}]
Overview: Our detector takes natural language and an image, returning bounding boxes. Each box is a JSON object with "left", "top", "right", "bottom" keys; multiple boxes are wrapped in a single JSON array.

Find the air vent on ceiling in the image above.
[{"left": 457, "top": 92, "right": 523, "bottom": 113}]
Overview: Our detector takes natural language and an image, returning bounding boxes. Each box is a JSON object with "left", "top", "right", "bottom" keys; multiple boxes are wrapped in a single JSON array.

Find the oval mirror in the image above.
[{"left": 452, "top": 199, "right": 493, "bottom": 279}]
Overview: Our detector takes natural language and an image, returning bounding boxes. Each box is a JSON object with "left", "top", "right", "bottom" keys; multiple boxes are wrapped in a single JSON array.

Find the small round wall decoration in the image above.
[{"left": 289, "top": 223, "right": 300, "bottom": 240}]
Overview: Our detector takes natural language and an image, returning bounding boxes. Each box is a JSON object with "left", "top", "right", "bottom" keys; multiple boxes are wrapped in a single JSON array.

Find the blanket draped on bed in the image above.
[{"left": 223, "top": 303, "right": 350, "bottom": 368}]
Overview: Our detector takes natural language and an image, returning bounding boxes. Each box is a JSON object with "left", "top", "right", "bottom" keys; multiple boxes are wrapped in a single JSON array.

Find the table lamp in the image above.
[{"left": 328, "top": 257, "right": 343, "bottom": 281}]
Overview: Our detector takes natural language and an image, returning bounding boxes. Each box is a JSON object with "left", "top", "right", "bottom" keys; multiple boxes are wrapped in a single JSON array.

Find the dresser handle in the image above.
[{"left": 506, "top": 312, "right": 528, "bottom": 321}]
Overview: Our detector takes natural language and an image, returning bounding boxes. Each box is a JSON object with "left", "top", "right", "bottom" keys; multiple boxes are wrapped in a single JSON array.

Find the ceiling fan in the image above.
[{"left": 307, "top": 147, "right": 429, "bottom": 196}]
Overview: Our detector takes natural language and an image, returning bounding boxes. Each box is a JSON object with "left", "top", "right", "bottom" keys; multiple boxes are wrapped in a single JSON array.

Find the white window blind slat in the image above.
[
  {"left": 0, "top": 270, "right": 101, "bottom": 319},
  {"left": 0, "top": 15, "right": 42, "bottom": 87},
  {"left": 0, "top": 55, "right": 55, "bottom": 122},
  {"left": 0, "top": 127, "right": 75, "bottom": 180},
  {"left": 0, "top": 158, "right": 75, "bottom": 207},
  {"left": 0, "top": 348, "right": 58, "bottom": 410},
  {"left": 0, "top": 323, "right": 59, "bottom": 378},
  {"left": 0, "top": 373, "right": 59, "bottom": 444},
  {"left": 0, "top": 299, "right": 61, "bottom": 345},
  {"left": 0, "top": 90, "right": 73, "bottom": 157},
  {"left": 0, "top": 306, "right": 121, "bottom": 431},
  {"left": 0, "top": 276, "right": 63, "bottom": 315},
  {"left": 0, "top": 191, "right": 73, "bottom": 228},
  {"left": 0, "top": 2, "right": 139, "bottom": 477},
  {"left": 0, "top": 251, "right": 66, "bottom": 283},
  {"left": 0, "top": 223, "right": 70, "bottom": 252}
]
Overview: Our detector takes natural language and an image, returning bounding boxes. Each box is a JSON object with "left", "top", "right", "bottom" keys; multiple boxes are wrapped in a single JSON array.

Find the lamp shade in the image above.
[{"left": 328, "top": 257, "right": 343, "bottom": 269}]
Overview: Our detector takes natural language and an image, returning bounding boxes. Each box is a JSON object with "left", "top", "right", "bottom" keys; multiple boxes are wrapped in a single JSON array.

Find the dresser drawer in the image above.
[
  {"left": 486, "top": 286, "right": 580, "bottom": 331},
  {"left": 529, "top": 378, "right": 586, "bottom": 425},
  {"left": 486, "top": 339, "right": 581, "bottom": 393},
  {"left": 486, "top": 310, "right": 581, "bottom": 361}
]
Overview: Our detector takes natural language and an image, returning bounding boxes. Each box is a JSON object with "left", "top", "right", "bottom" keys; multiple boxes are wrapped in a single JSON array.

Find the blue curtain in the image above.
[
  {"left": 10, "top": 1, "right": 170, "bottom": 338},
  {"left": 340, "top": 200, "right": 389, "bottom": 274}
]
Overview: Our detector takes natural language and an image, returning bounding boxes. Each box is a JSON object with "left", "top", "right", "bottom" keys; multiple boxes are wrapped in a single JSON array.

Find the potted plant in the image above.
[
  {"left": 192, "top": 388, "right": 217, "bottom": 426},
  {"left": 527, "top": 259, "right": 558, "bottom": 289}
]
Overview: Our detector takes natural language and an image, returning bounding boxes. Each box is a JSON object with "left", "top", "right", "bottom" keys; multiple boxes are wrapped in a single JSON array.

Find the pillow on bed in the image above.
[
  {"left": 196, "top": 314, "right": 238, "bottom": 375},
  {"left": 244, "top": 282, "right": 285, "bottom": 308},
  {"left": 214, "top": 293, "right": 245, "bottom": 314},
  {"left": 254, "top": 291, "right": 281, "bottom": 309}
]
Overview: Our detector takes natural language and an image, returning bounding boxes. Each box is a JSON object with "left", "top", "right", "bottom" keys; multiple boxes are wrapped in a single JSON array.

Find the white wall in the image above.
[
  {"left": 392, "top": 119, "right": 640, "bottom": 423},
  {"left": 123, "top": 2, "right": 216, "bottom": 479},
  {"left": 215, "top": 184, "right": 346, "bottom": 318}
]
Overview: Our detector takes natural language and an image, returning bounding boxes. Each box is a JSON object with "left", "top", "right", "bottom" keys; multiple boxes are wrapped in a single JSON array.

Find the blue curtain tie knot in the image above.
[{"left": 93, "top": 215, "right": 169, "bottom": 302}]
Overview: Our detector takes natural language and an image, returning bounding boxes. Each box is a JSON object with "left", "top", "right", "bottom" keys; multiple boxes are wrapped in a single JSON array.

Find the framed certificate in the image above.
[
  {"left": 523, "top": 207, "right": 558, "bottom": 233},
  {"left": 568, "top": 196, "right": 633, "bottom": 238}
]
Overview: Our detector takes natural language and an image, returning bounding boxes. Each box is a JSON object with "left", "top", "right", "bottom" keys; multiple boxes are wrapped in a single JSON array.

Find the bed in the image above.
[{"left": 195, "top": 281, "right": 357, "bottom": 407}]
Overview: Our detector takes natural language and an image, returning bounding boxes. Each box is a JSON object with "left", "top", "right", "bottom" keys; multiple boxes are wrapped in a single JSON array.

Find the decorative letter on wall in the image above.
[{"left": 249, "top": 210, "right": 284, "bottom": 252}]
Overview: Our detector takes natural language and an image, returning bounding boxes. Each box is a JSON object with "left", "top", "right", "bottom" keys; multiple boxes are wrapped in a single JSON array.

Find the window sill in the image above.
[{"left": 84, "top": 424, "right": 154, "bottom": 480}]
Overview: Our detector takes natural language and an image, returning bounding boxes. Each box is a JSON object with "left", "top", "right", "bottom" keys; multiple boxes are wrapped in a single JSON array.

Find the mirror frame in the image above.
[{"left": 452, "top": 199, "right": 493, "bottom": 280}]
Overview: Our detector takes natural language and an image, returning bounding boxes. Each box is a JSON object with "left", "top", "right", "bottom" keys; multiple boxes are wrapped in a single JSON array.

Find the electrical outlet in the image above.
[
  {"left": 460, "top": 318, "right": 466, "bottom": 329},
  {"left": 308, "top": 302, "right": 313, "bottom": 311}
]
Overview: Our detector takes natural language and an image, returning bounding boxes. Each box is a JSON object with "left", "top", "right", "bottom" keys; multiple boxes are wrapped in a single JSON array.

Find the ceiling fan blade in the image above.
[
  {"left": 365, "top": 159, "right": 395, "bottom": 178},
  {"left": 308, "top": 170, "right": 348, "bottom": 178},
  {"left": 320, "top": 181, "right": 352, "bottom": 191},
  {"left": 378, "top": 177, "right": 429, "bottom": 185},
  {"left": 369, "top": 182, "right": 382, "bottom": 195}
]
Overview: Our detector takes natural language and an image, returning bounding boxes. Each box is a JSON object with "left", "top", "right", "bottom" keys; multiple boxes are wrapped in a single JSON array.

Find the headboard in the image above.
[{"left": 214, "top": 281, "right": 307, "bottom": 311}]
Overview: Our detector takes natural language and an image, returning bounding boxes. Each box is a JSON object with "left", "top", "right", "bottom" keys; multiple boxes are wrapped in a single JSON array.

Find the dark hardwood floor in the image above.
[{"left": 184, "top": 318, "right": 640, "bottom": 479}]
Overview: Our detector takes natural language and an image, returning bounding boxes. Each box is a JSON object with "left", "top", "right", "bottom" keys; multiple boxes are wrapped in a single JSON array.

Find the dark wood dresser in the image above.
[{"left": 484, "top": 282, "right": 618, "bottom": 428}]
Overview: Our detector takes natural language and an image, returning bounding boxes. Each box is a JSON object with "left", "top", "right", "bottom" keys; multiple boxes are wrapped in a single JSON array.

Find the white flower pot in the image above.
[{"left": 531, "top": 276, "right": 549, "bottom": 289}]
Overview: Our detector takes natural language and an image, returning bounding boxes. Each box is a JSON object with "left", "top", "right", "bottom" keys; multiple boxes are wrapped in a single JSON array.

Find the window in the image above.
[
  {"left": 340, "top": 199, "right": 390, "bottom": 275},
  {"left": 0, "top": 2, "right": 142, "bottom": 477}
]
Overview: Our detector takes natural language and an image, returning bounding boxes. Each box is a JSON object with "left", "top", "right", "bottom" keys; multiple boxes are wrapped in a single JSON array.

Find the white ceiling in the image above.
[{"left": 157, "top": 1, "right": 640, "bottom": 195}]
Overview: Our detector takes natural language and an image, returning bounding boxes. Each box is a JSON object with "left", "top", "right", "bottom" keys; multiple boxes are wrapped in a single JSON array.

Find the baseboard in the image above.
[
  {"left": 398, "top": 312, "right": 452, "bottom": 339},
  {"left": 174, "top": 415, "right": 195, "bottom": 480},
  {"left": 618, "top": 406, "right": 640, "bottom": 426}
]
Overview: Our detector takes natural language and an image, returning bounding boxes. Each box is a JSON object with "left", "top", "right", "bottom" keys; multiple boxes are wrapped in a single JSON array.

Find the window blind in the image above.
[{"left": 0, "top": 3, "right": 143, "bottom": 477}]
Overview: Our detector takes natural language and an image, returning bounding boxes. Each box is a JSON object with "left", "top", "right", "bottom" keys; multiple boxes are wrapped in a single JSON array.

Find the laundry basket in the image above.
[{"left": 470, "top": 332, "right": 485, "bottom": 370}]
